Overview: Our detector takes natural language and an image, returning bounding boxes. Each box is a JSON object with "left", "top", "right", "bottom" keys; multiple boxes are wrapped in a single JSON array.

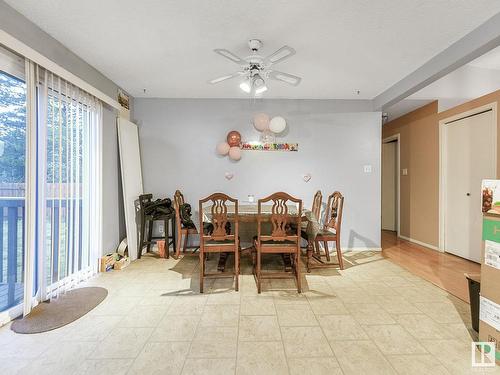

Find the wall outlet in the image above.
[
  {"left": 158, "top": 224, "right": 164, "bottom": 234},
  {"left": 402, "top": 168, "right": 408, "bottom": 176},
  {"left": 363, "top": 165, "right": 372, "bottom": 173}
]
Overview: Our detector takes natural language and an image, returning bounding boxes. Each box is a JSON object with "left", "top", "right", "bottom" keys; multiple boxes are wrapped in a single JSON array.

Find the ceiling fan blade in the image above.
[
  {"left": 208, "top": 72, "right": 244, "bottom": 84},
  {"left": 214, "top": 49, "right": 247, "bottom": 65},
  {"left": 263, "top": 46, "right": 296, "bottom": 65},
  {"left": 268, "top": 70, "right": 302, "bottom": 86}
]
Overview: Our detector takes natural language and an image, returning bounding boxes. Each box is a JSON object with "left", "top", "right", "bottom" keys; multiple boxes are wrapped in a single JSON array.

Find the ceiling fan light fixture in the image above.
[
  {"left": 252, "top": 74, "right": 267, "bottom": 95},
  {"left": 239, "top": 80, "right": 251, "bottom": 93},
  {"left": 210, "top": 39, "right": 301, "bottom": 94},
  {"left": 255, "top": 85, "right": 268, "bottom": 95}
]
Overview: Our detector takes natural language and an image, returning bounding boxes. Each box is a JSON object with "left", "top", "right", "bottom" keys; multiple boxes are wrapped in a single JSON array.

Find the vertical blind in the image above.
[{"left": 37, "top": 67, "right": 102, "bottom": 300}]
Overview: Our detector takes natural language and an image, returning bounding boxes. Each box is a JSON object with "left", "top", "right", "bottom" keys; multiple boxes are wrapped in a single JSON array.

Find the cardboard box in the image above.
[
  {"left": 100, "top": 254, "right": 116, "bottom": 272},
  {"left": 480, "top": 186, "right": 500, "bottom": 365},
  {"left": 114, "top": 257, "right": 130, "bottom": 270}
]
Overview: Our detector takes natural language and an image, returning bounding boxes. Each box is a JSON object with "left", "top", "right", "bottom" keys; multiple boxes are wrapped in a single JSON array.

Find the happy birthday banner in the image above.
[{"left": 241, "top": 142, "right": 299, "bottom": 152}]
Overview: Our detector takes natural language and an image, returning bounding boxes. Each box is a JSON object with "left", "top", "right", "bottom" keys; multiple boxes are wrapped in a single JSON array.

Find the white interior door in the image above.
[
  {"left": 444, "top": 110, "right": 496, "bottom": 262},
  {"left": 117, "top": 118, "right": 143, "bottom": 261},
  {"left": 382, "top": 141, "right": 397, "bottom": 231}
]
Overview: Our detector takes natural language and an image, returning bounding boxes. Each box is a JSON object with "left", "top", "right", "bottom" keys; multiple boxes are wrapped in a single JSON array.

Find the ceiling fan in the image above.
[{"left": 209, "top": 39, "right": 302, "bottom": 95}]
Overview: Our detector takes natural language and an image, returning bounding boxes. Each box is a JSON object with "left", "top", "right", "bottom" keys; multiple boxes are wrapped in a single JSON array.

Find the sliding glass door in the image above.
[
  {"left": 38, "top": 70, "right": 102, "bottom": 299},
  {"left": 0, "top": 48, "right": 26, "bottom": 313},
  {"left": 0, "top": 44, "right": 102, "bottom": 320}
]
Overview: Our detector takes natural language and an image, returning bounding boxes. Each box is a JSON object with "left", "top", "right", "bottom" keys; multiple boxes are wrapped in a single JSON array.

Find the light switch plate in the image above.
[
  {"left": 364, "top": 165, "right": 372, "bottom": 173},
  {"left": 402, "top": 168, "right": 408, "bottom": 176}
]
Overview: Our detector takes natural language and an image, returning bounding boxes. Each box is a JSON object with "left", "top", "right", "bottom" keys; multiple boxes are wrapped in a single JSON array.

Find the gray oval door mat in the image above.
[{"left": 11, "top": 287, "right": 108, "bottom": 334}]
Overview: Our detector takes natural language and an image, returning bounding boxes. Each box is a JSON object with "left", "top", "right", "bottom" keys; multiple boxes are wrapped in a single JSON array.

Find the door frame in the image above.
[
  {"left": 438, "top": 102, "right": 497, "bottom": 253},
  {"left": 382, "top": 134, "right": 400, "bottom": 237}
]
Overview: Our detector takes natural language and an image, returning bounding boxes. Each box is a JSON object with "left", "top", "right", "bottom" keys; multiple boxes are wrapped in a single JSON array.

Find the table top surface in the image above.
[{"left": 202, "top": 204, "right": 321, "bottom": 239}]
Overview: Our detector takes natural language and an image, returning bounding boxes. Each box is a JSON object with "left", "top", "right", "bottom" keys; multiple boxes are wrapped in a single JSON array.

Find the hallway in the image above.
[{"left": 382, "top": 231, "right": 480, "bottom": 303}]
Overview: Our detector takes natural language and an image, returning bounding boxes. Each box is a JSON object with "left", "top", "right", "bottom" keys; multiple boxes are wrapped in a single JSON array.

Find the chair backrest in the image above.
[
  {"left": 323, "top": 191, "right": 344, "bottom": 233},
  {"left": 257, "top": 192, "right": 302, "bottom": 243},
  {"left": 199, "top": 193, "right": 238, "bottom": 244},
  {"left": 311, "top": 190, "right": 322, "bottom": 221},
  {"left": 173, "top": 190, "right": 185, "bottom": 230}
]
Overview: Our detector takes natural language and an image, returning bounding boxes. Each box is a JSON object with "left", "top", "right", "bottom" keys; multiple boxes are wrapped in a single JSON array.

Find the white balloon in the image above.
[
  {"left": 228, "top": 146, "right": 241, "bottom": 161},
  {"left": 269, "top": 116, "right": 287, "bottom": 133}
]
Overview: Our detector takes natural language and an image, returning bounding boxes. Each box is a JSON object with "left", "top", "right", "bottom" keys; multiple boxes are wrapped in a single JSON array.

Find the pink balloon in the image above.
[
  {"left": 253, "top": 113, "right": 270, "bottom": 132},
  {"left": 216, "top": 142, "right": 230, "bottom": 155},
  {"left": 228, "top": 146, "right": 241, "bottom": 161}
]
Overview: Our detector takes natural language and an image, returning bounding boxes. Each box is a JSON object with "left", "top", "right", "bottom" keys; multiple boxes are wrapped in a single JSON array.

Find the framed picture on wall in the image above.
[{"left": 118, "top": 88, "right": 130, "bottom": 110}]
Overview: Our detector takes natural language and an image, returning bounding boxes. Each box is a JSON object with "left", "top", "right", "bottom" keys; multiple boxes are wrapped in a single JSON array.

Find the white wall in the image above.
[{"left": 134, "top": 99, "right": 382, "bottom": 249}]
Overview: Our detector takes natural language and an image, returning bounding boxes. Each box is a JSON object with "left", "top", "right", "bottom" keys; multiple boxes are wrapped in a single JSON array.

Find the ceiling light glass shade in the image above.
[
  {"left": 255, "top": 85, "right": 268, "bottom": 94},
  {"left": 252, "top": 74, "right": 267, "bottom": 95},
  {"left": 240, "top": 80, "right": 251, "bottom": 93},
  {"left": 253, "top": 74, "right": 265, "bottom": 88}
]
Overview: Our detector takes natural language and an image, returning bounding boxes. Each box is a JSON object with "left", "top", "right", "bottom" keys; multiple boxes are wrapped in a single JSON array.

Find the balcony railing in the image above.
[
  {"left": 0, "top": 195, "right": 84, "bottom": 312},
  {"left": 0, "top": 198, "right": 24, "bottom": 312}
]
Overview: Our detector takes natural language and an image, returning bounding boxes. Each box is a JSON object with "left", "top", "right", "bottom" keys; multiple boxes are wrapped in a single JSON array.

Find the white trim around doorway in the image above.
[{"left": 382, "top": 134, "right": 401, "bottom": 237}]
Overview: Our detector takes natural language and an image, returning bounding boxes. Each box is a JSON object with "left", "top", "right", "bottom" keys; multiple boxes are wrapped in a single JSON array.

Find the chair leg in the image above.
[
  {"left": 183, "top": 232, "right": 188, "bottom": 253},
  {"left": 138, "top": 217, "right": 146, "bottom": 259},
  {"left": 176, "top": 231, "right": 183, "bottom": 259},
  {"left": 296, "top": 251, "right": 301, "bottom": 293},
  {"left": 315, "top": 239, "right": 321, "bottom": 259},
  {"left": 257, "top": 250, "right": 261, "bottom": 294},
  {"left": 164, "top": 219, "right": 169, "bottom": 259},
  {"left": 235, "top": 249, "right": 239, "bottom": 292},
  {"left": 199, "top": 250, "right": 204, "bottom": 293},
  {"left": 336, "top": 240, "right": 344, "bottom": 270},
  {"left": 314, "top": 241, "right": 321, "bottom": 256},
  {"left": 146, "top": 221, "right": 153, "bottom": 252},
  {"left": 323, "top": 241, "right": 330, "bottom": 262}
]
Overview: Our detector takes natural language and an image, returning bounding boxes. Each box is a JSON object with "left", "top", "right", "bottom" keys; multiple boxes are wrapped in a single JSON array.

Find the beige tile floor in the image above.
[{"left": 0, "top": 250, "right": 498, "bottom": 375}]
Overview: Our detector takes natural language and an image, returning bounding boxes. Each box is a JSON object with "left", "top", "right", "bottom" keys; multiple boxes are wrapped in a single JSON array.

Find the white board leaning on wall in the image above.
[{"left": 117, "top": 117, "right": 144, "bottom": 261}]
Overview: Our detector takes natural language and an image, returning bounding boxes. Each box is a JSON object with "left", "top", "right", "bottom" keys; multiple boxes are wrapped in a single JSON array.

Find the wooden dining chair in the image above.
[
  {"left": 310, "top": 191, "right": 345, "bottom": 270},
  {"left": 300, "top": 190, "right": 322, "bottom": 250},
  {"left": 254, "top": 192, "right": 302, "bottom": 293},
  {"left": 199, "top": 193, "right": 239, "bottom": 293},
  {"left": 173, "top": 190, "right": 199, "bottom": 259},
  {"left": 311, "top": 190, "right": 322, "bottom": 221}
]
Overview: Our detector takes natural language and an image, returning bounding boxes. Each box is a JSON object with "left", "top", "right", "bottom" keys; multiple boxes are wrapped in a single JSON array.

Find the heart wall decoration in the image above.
[
  {"left": 224, "top": 172, "right": 234, "bottom": 180},
  {"left": 303, "top": 173, "right": 312, "bottom": 182}
]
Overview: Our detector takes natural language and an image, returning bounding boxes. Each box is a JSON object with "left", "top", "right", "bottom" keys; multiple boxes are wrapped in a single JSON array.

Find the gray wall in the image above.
[
  {"left": 0, "top": 1, "right": 126, "bottom": 253},
  {"left": 134, "top": 99, "right": 382, "bottom": 249}
]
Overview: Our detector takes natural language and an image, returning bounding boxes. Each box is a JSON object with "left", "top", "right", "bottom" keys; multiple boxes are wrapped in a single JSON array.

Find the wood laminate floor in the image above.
[{"left": 381, "top": 230, "right": 481, "bottom": 303}]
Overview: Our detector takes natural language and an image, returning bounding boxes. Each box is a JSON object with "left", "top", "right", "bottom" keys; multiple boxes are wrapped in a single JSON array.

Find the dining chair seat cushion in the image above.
[
  {"left": 260, "top": 239, "right": 297, "bottom": 247},
  {"left": 318, "top": 228, "right": 337, "bottom": 236},
  {"left": 204, "top": 239, "right": 236, "bottom": 246}
]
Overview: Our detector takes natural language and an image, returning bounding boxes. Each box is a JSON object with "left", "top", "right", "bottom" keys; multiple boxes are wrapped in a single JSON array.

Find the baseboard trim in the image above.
[
  {"left": 343, "top": 247, "right": 382, "bottom": 252},
  {"left": 398, "top": 235, "right": 440, "bottom": 251}
]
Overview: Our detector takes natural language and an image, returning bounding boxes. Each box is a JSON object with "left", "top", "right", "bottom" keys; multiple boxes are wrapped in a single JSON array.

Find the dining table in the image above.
[{"left": 201, "top": 203, "right": 321, "bottom": 271}]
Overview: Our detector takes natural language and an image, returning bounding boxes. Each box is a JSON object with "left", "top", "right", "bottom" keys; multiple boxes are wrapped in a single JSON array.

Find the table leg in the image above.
[
  {"left": 217, "top": 252, "right": 229, "bottom": 271},
  {"left": 283, "top": 254, "right": 292, "bottom": 272},
  {"left": 306, "top": 240, "right": 313, "bottom": 273}
]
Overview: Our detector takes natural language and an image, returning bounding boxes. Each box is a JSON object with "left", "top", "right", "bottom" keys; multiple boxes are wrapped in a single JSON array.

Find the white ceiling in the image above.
[
  {"left": 6, "top": 0, "right": 500, "bottom": 99},
  {"left": 386, "top": 45, "right": 500, "bottom": 121}
]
